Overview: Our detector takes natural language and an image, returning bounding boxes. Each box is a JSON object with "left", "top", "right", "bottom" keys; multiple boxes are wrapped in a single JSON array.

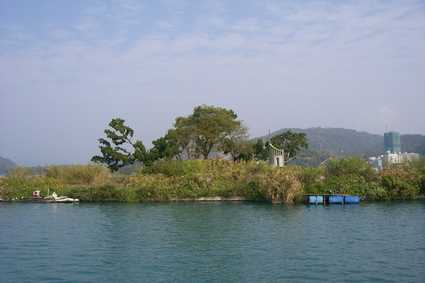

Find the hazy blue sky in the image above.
[{"left": 1, "top": 0, "right": 424, "bottom": 165}]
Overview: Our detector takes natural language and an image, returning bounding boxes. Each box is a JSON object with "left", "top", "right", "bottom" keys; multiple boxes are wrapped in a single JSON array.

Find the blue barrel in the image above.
[
  {"left": 308, "top": 195, "right": 324, "bottom": 204},
  {"left": 344, "top": 195, "right": 360, "bottom": 204},
  {"left": 308, "top": 196, "right": 317, "bottom": 204},
  {"left": 328, "top": 195, "right": 344, "bottom": 204}
]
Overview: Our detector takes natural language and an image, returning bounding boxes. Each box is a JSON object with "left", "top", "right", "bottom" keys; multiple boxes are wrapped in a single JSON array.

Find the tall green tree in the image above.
[
  {"left": 149, "top": 130, "right": 181, "bottom": 161},
  {"left": 270, "top": 130, "right": 308, "bottom": 163},
  {"left": 91, "top": 118, "right": 147, "bottom": 171},
  {"left": 221, "top": 126, "right": 253, "bottom": 161},
  {"left": 173, "top": 117, "right": 196, "bottom": 159},
  {"left": 174, "top": 105, "right": 242, "bottom": 159},
  {"left": 253, "top": 139, "right": 269, "bottom": 161}
]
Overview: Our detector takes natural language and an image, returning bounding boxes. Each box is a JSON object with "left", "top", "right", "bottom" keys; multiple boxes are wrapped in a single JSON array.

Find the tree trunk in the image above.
[{"left": 202, "top": 144, "right": 214, "bottom": 159}]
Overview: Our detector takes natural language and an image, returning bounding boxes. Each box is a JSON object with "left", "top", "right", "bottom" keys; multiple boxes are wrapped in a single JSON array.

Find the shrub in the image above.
[
  {"left": 364, "top": 183, "right": 388, "bottom": 201},
  {"left": 247, "top": 166, "right": 303, "bottom": 203},
  {"left": 380, "top": 163, "right": 422, "bottom": 200},
  {"left": 381, "top": 175, "right": 418, "bottom": 200},
  {"left": 300, "top": 167, "right": 324, "bottom": 194},
  {"left": 326, "top": 157, "right": 378, "bottom": 182}
]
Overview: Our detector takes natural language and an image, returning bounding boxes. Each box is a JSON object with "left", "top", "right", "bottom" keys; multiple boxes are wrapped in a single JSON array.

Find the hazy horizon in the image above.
[{"left": 1, "top": 0, "right": 424, "bottom": 166}]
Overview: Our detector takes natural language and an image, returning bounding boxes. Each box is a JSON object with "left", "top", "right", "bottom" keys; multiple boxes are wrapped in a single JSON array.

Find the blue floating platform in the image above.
[
  {"left": 308, "top": 195, "right": 324, "bottom": 204},
  {"left": 344, "top": 195, "right": 360, "bottom": 204},
  {"left": 305, "top": 194, "right": 360, "bottom": 205},
  {"left": 328, "top": 195, "right": 344, "bottom": 204}
]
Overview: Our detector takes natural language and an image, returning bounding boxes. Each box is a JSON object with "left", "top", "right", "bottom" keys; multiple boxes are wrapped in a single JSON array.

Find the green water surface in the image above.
[{"left": 0, "top": 202, "right": 424, "bottom": 282}]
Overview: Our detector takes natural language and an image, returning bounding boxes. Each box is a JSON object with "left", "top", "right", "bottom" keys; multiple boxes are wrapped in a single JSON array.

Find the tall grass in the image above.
[
  {"left": 0, "top": 161, "right": 304, "bottom": 203},
  {"left": 140, "top": 160, "right": 304, "bottom": 203},
  {"left": 45, "top": 165, "right": 111, "bottom": 185},
  {"left": 1, "top": 159, "right": 423, "bottom": 202}
]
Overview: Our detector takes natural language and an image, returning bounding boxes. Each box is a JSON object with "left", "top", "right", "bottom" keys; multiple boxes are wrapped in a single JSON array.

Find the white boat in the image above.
[{"left": 44, "top": 192, "right": 79, "bottom": 203}]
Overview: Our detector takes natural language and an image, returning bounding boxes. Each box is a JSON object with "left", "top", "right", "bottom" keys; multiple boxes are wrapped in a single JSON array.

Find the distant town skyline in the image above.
[{"left": 1, "top": 0, "right": 424, "bottom": 165}]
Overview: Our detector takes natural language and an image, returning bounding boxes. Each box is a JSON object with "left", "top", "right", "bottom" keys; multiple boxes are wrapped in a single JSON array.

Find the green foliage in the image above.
[
  {"left": 363, "top": 183, "right": 389, "bottom": 201},
  {"left": 148, "top": 130, "right": 181, "bottom": 162},
  {"left": 221, "top": 126, "right": 254, "bottom": 161},
  {"left": 91, "top": 118, "right": 147, "bottom": 171},
  {"left": 311, "top": 158, "right": 387, "bottom": 200},
  {"left": 248, "top": 166, "right": 304, "bottom": 203},
  {"left": 253, "top": 139, "right": 269, "bottom": 161},
  {"left": 5, "top": 166, "right": 33, "bottom": 179},
  {"left": 270, "top": 130, "right": 308, "bottom": 162},
  {"left": 380, "top": 162, "right": 424, "bottom": 200},
  {"left": 142, "top": 160, "right": 208, "bottom": 177},
  {"left": 172, "top": 117, "right": 195, "bottom": 158},
  {"left": 381, "top": 175, "right": 418, "bottom": 200},
  {"left": 325, "top": 157, "right": 378, "bottom": 182},
  {"left": 408, "top": 158, "right": 425, "bottom": 194},
  {"left": 85, "top": 185, "right": 128, "bottom": 202},
  {"left": 1, "top": 167, "right": 63, "bottom": 200},
  {"left": 172, "top": 105, "right": 243, "bottom": 159},
  {"left": 300, "top": 167, "right": 324, "bottom": 194},
  {"left": 302, "top": 157, "right": 424, "bottom": 201},
  {"left": 1, "top": 159, "right": 424, "bottom": 203},
  {"left": 325, "top": 175, "right": 369, "bottom": 195},
  {"left": 141, "top": 160, "right": 303, "bottom": 203}
]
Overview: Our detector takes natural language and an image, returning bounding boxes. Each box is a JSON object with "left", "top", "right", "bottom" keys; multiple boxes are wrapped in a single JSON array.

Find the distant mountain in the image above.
[
  {"left": 260, "top": 127, "right": 425, "bottom": 166},
  {"left": 0, "top": 156, "right": 16, "bottom": 175},
  {"left": 400, "top": 135, "right": 425, "bottom": 155}
]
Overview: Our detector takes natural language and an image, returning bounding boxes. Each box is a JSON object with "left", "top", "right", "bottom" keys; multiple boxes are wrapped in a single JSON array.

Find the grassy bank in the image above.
[{"left": 1, "top": 158, "right": 424, "bottom": 203}]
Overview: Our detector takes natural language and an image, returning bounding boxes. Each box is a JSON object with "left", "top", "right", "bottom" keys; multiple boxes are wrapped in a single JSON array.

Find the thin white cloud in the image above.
[{"left": 0, "top": 0, "right": 424, "bottom": 165}]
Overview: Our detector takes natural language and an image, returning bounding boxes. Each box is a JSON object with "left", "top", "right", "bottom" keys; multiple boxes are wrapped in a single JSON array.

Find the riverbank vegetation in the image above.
[
  {"left": 1, "top": 105, "right": 423, "bottom": 203},
  {"left": 1, "top": 158, "right": 424, "bottom": 203}
]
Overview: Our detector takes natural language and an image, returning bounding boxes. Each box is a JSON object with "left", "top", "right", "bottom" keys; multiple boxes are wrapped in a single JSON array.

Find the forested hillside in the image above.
[
  {"left": 401, "top": 135, "right": 425, "bottom": 155},
  {"left": 261, "top": 128, "right": 425, "bottom": 166}
]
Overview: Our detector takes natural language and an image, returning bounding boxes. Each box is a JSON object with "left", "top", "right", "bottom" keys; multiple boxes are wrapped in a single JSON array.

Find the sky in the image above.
[{"left": 0, "top": 0, "right": 424, "bottom": 166}]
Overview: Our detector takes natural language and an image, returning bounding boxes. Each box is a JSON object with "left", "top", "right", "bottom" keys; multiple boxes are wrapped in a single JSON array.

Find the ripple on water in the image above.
[{"left": 0, "top": 202, "right": 424, "bottom": 283}]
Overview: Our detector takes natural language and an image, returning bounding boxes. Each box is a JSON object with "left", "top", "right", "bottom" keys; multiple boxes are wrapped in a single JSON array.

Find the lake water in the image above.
[{"left": 0, "top": 202, "right": 424, "bottom": 283}]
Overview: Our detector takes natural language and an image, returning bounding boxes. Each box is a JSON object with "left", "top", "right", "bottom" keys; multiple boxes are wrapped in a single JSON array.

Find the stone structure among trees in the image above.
[{"left": 268, "top": 142, "right": 285, "bottom": 167}]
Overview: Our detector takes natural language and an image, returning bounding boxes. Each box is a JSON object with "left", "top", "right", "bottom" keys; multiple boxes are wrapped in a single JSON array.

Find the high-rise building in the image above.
[{"left": 384, "top": 131, "right": 401, "bottom": 153}]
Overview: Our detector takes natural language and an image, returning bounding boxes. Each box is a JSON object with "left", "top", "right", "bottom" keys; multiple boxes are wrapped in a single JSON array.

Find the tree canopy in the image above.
[
  {"left": 148, "top": 129, "right": 181, "bottom": 161},
  {"left": 91, "top": 118, "right": 147, "bottom": 171},
  {"left": 91, "top": 108, "right": 313, "bottom": 168},
  {"left": 270, "top": 130, "right": 308, "bottom": 163},
  {"left": 253, "top": 139, "right": 269, "bottom": 161},
  {"left": 171, "top": 105, "right": 244, "bottom": 159},
  {"left": 221, "top": 126, "right": 253, "bottom": 161}
]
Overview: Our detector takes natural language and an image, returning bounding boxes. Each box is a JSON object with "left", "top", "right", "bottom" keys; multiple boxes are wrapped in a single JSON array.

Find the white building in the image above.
[
  {"left": 368, "top": 156, "right": 383, "bottom": 171},
  {"left": 369, "top": 151, "right": 420, "bottom": 170},
  {"left": 383, "top": 151, "right": 402, "bottom": 164}
]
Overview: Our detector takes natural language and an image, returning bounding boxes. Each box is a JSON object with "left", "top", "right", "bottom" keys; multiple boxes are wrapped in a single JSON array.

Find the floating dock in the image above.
[{"left": 306, "top": 194, "right": 360, "bottom": 205}]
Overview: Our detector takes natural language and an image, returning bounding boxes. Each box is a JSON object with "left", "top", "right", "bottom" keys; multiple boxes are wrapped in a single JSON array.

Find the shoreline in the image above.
[
  {"left": 1, "top": 160, "right": 424, "bottom": 204},
  {"left": 2, "top": 196, "right": 424, "bottom": 204}
]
